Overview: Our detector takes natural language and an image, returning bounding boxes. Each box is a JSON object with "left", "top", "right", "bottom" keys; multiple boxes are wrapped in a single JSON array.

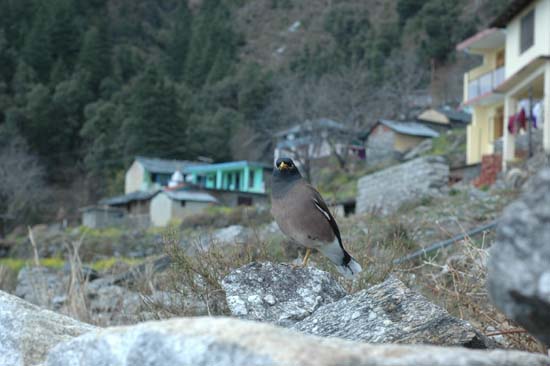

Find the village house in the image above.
[
  {"left": 416, "top": 106, "right": 472, "bottom": 133},
  {"left": 82, "top": 157, "right": 271, "bottom": 228},
  {"left": 365, "top": 119, "right": 440, "bottom": 166},
  {"left": 457, "top": 0, "right": 550, "bottom": 185},
  {"left": 273, "top": 118, "right": 366, "bottom": 164},
  {"left": 124, "top": 156, "right": 199, "bottom": 194}
]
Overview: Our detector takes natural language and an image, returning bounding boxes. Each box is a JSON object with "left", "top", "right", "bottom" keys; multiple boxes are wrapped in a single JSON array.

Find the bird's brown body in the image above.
[{"left": 271, "top": 181, "right": 336, "bottom": 249}]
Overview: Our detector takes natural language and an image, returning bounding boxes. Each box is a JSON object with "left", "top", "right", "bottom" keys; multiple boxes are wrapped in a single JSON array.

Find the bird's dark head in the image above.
[{"left": 273, "top": 157, "right": 301, "bottom": 179}]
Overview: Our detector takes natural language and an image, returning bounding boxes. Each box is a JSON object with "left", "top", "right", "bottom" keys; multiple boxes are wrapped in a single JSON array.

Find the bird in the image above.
[{"left": 270, "top": 157, "right": 362, "bottom": 279}]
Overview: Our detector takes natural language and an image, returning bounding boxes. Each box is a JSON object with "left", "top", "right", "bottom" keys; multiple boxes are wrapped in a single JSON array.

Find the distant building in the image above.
[
  {"left": 185, "top": 161, "right": 271, "bottom": 206},
  {"left": 149, "top": 190, "right": 218, "bottom": 227},
  {"left": 274, "top": 118, "right": 366, "bottom": 164},
  {"left": 124, "top": 156, "right": 199, "bottom": 194},
  {"left": 416, "top": 107, "right": 471, "bottom": 133},
  {"left": 83, "top": 158, "right": 272, "bottom": 228},
  {"left": 456, "top": 0, "right": 550, "bottom": 170},
  {"left": 365, "top": 119, "right": 439, "bottom": 166}
]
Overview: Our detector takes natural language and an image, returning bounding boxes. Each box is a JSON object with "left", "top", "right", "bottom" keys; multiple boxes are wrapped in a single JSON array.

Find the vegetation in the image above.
[{"left": 0, "top": 0, "right": 511, "bottom": 227}]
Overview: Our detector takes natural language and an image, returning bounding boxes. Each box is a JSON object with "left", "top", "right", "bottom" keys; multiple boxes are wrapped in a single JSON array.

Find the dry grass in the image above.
[{"left": 396, "top": 232, "right": 542, "bottom": 352}]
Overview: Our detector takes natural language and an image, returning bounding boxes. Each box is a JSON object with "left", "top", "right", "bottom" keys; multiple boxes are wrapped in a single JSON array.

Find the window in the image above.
[
  {"left": 180, "top": 201, "right": 186, "bottom": 207},
  {"left": 249, "top": 170, "right": 255, "bottom": 188},
  {"left": 520, "top": 10, "right": 534, "bottom": 54}
]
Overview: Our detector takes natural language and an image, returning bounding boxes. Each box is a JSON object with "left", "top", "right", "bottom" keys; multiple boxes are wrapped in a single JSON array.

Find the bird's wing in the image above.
[{"left": 304, "top": 184, "right": 343, "bottom": 247}]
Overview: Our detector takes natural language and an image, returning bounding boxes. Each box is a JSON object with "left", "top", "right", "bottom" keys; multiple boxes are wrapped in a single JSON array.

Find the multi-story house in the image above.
[{"left": 457, "top": 0, "right": 550, "bottom": 174}]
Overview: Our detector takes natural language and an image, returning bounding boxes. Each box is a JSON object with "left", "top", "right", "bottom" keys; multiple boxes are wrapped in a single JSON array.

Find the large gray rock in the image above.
[
  {"left": 293, "top": 276, "right": 491, "bottom": 348},
  {"left": 15, "top": 266, "right": 65, "bottom": 309},
  {"left": 357, "top": 156, "right": 449, "bottom": 215},
  {"left": 221, "top": 262, "right": 346, "bottom": 326},
  {"left": 487, "top": 168, "right": 550, "bottom": 345},
  {"left": 46, "top": 316, "right": 550, "bottom": 366},
  {"left": 0, "top": 290, "right": 95, "bottom": 366}
]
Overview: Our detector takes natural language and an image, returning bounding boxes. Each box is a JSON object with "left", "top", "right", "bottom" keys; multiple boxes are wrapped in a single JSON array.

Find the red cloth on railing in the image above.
[{"left": 507, "top": 108, "right": 527, "bottom": 134}]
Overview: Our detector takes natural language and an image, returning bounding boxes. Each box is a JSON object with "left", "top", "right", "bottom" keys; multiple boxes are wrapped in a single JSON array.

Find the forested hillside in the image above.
[{"left": 0, "top": 0, "right": 507, "bottom": 222}]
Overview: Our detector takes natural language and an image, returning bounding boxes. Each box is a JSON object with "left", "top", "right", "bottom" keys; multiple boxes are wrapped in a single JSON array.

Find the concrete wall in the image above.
[
  {"left": 125, "top": 161, "right": 146, "bottom": 194},
  {"left": 467, "top": 102, "right": 504, "bottom": 164},
  {"left": 150, "top": 192, "right": 214, "bottom": 227},
  {"left": 394, "top": 134, "right": 426, "bottom": 153},
  {"left": 356, "top": 156, "right": 449, "bottom": 215},
  {"left": 505, "top": 0, "right": 550, "bottom": 78}
]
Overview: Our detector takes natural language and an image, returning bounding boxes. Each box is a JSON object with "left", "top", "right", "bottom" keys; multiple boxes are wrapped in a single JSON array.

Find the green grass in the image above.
[
  {"left": 0, "top": 256, "right": 144, "bottom": 273},
  {"left": 0, "top": 257, "right": 65, "bottom": 272}
]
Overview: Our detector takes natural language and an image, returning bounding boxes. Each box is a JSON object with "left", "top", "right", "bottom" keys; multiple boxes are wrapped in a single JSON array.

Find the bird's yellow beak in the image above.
[{"left": 278, "top": 162, "right": 289, "bottom": 170}]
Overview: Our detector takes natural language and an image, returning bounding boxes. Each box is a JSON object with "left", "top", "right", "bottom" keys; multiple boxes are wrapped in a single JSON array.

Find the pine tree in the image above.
[{"left": 165, "top": 1, "right": 192, "bottom": 81}]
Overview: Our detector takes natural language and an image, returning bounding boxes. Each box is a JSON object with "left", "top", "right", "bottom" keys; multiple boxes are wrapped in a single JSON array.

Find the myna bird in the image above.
[{"left": 271, "top": 157, "right": 362, "bottom": 279}]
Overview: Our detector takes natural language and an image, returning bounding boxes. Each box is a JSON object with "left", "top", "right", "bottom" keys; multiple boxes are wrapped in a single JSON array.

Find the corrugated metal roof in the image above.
[
  {"left": 165, "top": 190, "right": 218, "bottom": 203},
  {"left": 99, "top": 190, "right": 159, "bottom": 206},
  {"left": 378, "top": 119, "right": 440, "bottom": 138},
  {"left": 136, "top": 156, "right": 200, "bottom": 174},
  {"left": 438, "top": 107, "right": 471, "bottom": 123},
  {"left": 275, "top": 118, "right": 347, "bottom": 137},
  {"left": 276, "top": 136, "right": 314, "bottom": 149},
  {"left": 184, "top": 161, "right": 270, "bottom": 173}
]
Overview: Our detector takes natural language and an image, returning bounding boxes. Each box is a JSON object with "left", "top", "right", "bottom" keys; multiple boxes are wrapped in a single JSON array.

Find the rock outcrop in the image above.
[
  {"left": 0, "top": 290, "right": 96, "bottom": 366},
  {"left": 294, "top": 276, "right": 491, "bottom": 348},
  {"left": 221, "top": 262, "right": 346, "bottom": 326},
  {"left": 45, "top": 316, "right": 550, "bottom": 366},
  {"left": 357, "top": 156, "right": 449, "bottom": 215},
  {"left": 487, "top": 168, "right": 550, "bottom": 345}
]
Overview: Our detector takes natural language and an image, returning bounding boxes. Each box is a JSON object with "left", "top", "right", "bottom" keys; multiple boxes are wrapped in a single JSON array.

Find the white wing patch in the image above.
[{"left": 313, "top": 198, "right": 332, "bottom": 221}]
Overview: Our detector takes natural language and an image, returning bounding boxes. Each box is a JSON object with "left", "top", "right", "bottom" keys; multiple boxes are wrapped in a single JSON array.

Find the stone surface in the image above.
[
  {"left": 357, "top": 156, "right": 449, "bottom": 215},
  {"left": 15, "top": 266, "right": 65, "bottom": 309},
  {"left": 293, "top": 275, "right": 491, "bottom": 348},
  {"left": 212, "top": 225, "right": 253, "bottom": 245},
  {"left": 0, "top": 290, "right": 96, "bottom": 366},
  {"left": 46, "top": 316, "right": 550, "bottom": 366},
  {"left": 487, "top": 168, "right": 550, "bottom": 345},
  {"left": 86, "top": 280, "right": 142, "bottom": 325},
  {"left": 221, "top": 262, "right": 346, "bottom": 326}
]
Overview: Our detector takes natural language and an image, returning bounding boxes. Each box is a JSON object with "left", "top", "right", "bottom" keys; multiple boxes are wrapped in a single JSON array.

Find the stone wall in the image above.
[
  {"left": 356, "top": 156, "right": 449, "bottom": 215},
  {"left": 366, "top": 126, "right": 398, "bottom": 167}
]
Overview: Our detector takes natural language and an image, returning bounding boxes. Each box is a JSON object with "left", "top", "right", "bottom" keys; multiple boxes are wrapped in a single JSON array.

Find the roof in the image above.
[
  {"left": 164, "top": 190, "right": 218, "bottom": 203},
  {"left": 184, "top": 160, "right": 270, "bottom": 173},
  {"left": 99, "top": 190, "right": 159, "bottom": 206},
  {"left": 275, "top": 118, "right": 348, "bottom": 137},
  {"left": 455, "top": 28, "right": 506, "bottom": 54},
  {"left": 490, "top": 0, "right": 533, "bottom": 28},
  {"left": 438, "top": 107, "right": 472, "bottom": 123},
  {"left": 135, "top": 156, "right": 200, "bottom": 174},
  {"left": 375, "top": 120, "right": 440, "bottom": 138},
  {"left": 276, "top": 136, "right": 314, "bottom": 149}
]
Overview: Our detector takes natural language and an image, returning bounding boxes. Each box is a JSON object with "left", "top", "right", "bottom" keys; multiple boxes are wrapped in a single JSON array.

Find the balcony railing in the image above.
[{"left": 467, "top": 66, "right": 505, "bottom": 100}]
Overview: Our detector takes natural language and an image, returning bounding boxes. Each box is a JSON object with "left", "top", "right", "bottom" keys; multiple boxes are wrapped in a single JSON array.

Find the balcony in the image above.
[{"left": 467, "top": 66, "right": 505, "bottom": 101}]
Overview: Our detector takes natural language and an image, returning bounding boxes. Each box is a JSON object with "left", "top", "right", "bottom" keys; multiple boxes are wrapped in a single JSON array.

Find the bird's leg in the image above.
[{"left": 302, "top": 248, "right": 312, "bottom": 267}]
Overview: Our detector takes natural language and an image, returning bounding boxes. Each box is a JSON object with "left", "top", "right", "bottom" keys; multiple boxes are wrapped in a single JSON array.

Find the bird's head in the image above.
[{"left": 273, "top": 157, "right": 301, "bottom": 178}]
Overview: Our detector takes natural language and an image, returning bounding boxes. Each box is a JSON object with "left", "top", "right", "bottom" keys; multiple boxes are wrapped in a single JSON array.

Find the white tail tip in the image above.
[{"left": 336, "top": 257, "right": 362, "bottom": 279}]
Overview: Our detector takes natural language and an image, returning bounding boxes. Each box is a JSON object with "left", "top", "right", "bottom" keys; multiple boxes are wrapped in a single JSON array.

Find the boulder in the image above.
[
  {"left": 213, "top": 225, "right": 253, "bottom": 245},
  {"left": 0, "top": 290, "right": 95, "bottom": 366},
  {"left": 293, "top": 275, "right": 491, "bottom": 348},
  {"left": 487, "top": 168, "right": 550, "bottom": 345},
  {"left": 15, "top": 266, "right": 65, "bottom": 309},
  {"left": 86, "top": 280, "right": 142, "bottom": 326},
  {"left": 357, "top": 156, "right": 449, "bottom": 215},
  {"left": 221, "top": 262, "right": 346, "bottom": 326},
  {"left": 46, "top": 316, "right": 550, "bottom": 366}
]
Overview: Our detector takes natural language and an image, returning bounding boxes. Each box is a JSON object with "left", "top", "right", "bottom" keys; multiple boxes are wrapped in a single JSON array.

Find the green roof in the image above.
[{"left": 184, "top": 161, "right": 270, "bottom": 173}]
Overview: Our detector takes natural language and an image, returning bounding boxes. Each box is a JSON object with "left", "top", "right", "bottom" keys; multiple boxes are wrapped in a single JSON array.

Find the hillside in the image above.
[{"left": 0, "top": 0, "right": 509, "bottom": 225}]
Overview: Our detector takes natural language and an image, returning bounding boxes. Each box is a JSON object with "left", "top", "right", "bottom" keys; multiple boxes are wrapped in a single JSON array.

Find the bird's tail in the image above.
[{"left": 320, "top": 240, "right": 362, "bottom": 279}]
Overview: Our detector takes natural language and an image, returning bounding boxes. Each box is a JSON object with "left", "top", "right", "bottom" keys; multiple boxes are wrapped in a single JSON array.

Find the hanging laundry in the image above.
[
  {"left": 533, "top": 101, "right": 543, "bottom": 128},
  {"left": 507, "top": 108, "right": 527, "bottom": 134}
]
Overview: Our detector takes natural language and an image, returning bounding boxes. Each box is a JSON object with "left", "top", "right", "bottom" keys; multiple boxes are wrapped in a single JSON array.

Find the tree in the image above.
[
  {"left": 77, "top": 24, "right": 111, "bottom": 92},
  {"left": 0, "top": 126, "right": 50, "bottom": 235},
  {"left": 165, "top": 1, "right": 192, "bottom": 80}
]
